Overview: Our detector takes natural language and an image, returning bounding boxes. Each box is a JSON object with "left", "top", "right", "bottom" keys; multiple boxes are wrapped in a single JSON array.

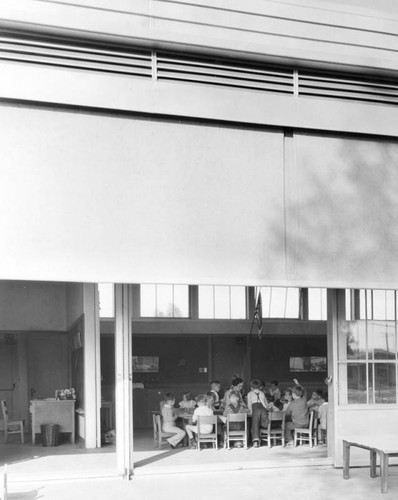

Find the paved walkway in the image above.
[{"left": 6, "top": 464, "right": 398, "bottom": 500}]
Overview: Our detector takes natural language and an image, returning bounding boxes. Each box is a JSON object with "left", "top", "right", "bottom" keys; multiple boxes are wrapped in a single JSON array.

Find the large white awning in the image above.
[{"left": 1, "top": 104, "right": 398, "bottom": 289}]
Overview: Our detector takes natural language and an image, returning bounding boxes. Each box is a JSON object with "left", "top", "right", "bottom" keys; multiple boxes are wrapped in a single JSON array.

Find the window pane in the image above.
[
  {"left": 345, "top": 289, "right": 351, "bottom": 321},
  {"left": 214, "top": 286, "right": 230, "bottom": 319},
  {"left": 366, "top": 290, "right": 372, "bottom": 320},
  {"left": 386, "top": 291, "right": 395, "bottom": 320},
  {"left": 140, "top": 284, "right": 156, "bottom": 317},
  {"left": 308, "top": 288, "right": 327, "bottom": 320},
  {"left": 373, "top": 290, "right": 386, "bottom": 320},
  {"left": 359, "top": 289, "right": 366, "bottom": 319},
  {"left": 260, "top": 287, "right": 272, "bottom": 318},
  {"left": 156, "top": 284, "right": 173, "bottom": 317},
  {"left": 173, "top": 285, "right": 189, "bottom": 318},
  {"left": 374, "top": 363, "right": 396, "bottom": 404},
  {"left": 230, "top": 286, "right": 246, "bottom": 319},
  {"left": 338, "top": 320, "right": 367, "bottom": 360},
  {"left": 368, "top": 321, "right": 396, "bottom": 360},
  {"left": 98, "top": 283, "right": 114, "bottom": 318},
  {"left": 285, "top": 288, "right": 300, "bottom": 318},
  {"left": 269, "top": 288, "right": 286, "bottom": 317},
  {"left": 345, "top": 363, "right": 367, "bottom": 404},
  {"left": 199, "top": 286, "right": 214, "bottom": 319}
]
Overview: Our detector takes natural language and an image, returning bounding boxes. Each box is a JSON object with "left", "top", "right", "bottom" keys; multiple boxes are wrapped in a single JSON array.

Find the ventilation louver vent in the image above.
[
  {"left": 0, "top": 37, "right": 152, "bottom": 78},
  {"left": 1, "top": 34, "right": 397, "bottom": 108},
  {"left": 299, "top": 71, "right": 398, "bottom": 106},
  {"left": 156, "top": 53, "right": 295, "bottom": 95}
]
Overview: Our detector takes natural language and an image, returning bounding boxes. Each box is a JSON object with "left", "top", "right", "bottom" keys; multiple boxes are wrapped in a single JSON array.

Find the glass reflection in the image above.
[
  {"left": 339, "top": 321, "right": 367, "bottom": 360},
  {"left": 373, "top": 364, "right": 396, "bottom": 404},
  {"left": 346, "top": 363, "right": 367, "bottom": 404},
  {"left": 368, "top": 321, "right": 396, "bottom": 360}
]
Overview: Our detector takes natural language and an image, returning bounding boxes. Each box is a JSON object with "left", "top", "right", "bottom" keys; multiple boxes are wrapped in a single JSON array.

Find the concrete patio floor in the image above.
[
  {"left": 1, "top": 429, "right": 330, "bottom": 481},
  {"left": 2, "top": 430, "right": 398, "bottom": 499},
  {"left": 5, "top": 464, "right": 398, "bottom": 500}
]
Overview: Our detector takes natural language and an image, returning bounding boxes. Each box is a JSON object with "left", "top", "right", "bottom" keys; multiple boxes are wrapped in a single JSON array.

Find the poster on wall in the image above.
[
  {"left": 132, "top": 356, "right": 159, "bottom": 372},
  {"left": 290, "top": 356, "right": 327, "bottom": 372}
]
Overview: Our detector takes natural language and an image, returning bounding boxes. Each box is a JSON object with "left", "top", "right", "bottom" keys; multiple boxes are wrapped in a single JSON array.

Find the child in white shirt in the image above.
[
  {"left": 185, "top": 394, "right": 214, "bottom": 449},
  {"left": 160, "top": 393, "right": 186, "bottom": 449}
]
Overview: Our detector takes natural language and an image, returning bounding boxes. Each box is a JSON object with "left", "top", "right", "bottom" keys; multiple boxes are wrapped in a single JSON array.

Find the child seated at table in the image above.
[
  {"left": 223, "top": 392, "right": 249, "bottom": 448},
  {"left": 284, "top": 385, "right": 309, "bottom": 447},
  {"left": 160, "top": 393, "right": 186, "bottom": 449},
  {"left": 209, "top": 380, "right": 221, "bottom": 410},
  {"left": 268, "top": 380, "right": 281, "bottom": 403},
  {"left": 178, "top": 391, "right": 196, "bottom": 412},
  {"left": 317, "top": 394, "right": 329, "bottom": 444},
  {"left": 206, "top": 392, "right": 215, "bottom": 411},
  {"left": 307, "top": 389, "right": 325, "bottom": 411},
  {"left": 185, "top": 394, "right": 214, "bottom": 449},
  {"left": 281, "top": 389, "right": 293, "bottom": 413}
]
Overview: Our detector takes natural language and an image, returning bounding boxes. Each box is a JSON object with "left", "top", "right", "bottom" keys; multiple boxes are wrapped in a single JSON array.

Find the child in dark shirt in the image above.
[{"left": 223, "top": 392, "right": 249, "bottom": 448}]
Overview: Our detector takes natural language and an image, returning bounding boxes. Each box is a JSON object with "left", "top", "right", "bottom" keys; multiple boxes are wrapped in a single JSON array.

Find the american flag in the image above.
[{"left": 254, "top": 291, "right": 263, "bottom": 339}]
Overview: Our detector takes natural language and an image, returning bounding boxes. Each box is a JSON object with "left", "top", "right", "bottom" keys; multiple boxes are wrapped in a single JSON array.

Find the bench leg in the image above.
[
  {"left": 380, "top": 452, "right": 389, "bottom": 494},
  {"left": 343, "top": 441, "right": 350, "bottom": 479},
  {"left": 370, "top": 450, "right": 377, "bottom": 478}
]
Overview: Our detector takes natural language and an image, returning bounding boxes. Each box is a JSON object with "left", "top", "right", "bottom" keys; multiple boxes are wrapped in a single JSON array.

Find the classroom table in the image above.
[{"left": 343, "top": 436, "right": 398, "bottom": 494}]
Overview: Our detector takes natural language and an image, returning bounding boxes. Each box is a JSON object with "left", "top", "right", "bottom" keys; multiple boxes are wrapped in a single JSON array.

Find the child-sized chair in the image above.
[
  {"left": 294, "top": 410, "right": 317, "bottom": 447},
  {"left": 260, "top": 410, "right": 286, "bottom": 448},
  {"left": 224, "top": 413, "right": 248, "bottom": 449},
  {"left": 152, "top": 412, "right": 174, "bottom": 449},
  {"left": 197, "top": 415, "right": 218, "bottom": 450},
  {"left": 1, "top": 401, "right": 24, "bottom": 444}
]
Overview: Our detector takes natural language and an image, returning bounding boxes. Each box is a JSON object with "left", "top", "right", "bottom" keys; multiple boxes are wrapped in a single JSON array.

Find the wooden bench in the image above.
[{"left": 343, "top": 437, "right": 398, "bottom": 494}]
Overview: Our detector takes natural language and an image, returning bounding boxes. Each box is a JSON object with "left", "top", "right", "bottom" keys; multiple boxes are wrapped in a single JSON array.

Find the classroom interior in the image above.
[{"left": 0, "top": 281, "right": 330, "bottom": 479}]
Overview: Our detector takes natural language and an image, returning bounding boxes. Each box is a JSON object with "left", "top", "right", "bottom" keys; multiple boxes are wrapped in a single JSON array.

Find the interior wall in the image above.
[
  {"left": 102, "top": 329, "right": 327, "bottom": 428},
  {"left": 66, "top": 283, "right": 83, "bottom": 329},
  {"left": 0, "top": 281, "right": 67, "bottom": 331},
  {"left": 250, "top": 335, "right": 327, "bottom": 392}
]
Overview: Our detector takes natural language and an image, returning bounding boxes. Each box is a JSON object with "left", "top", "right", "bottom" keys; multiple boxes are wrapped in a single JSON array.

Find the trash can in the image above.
[{"left": 41, "top": 424, "right": 60, "bottom": 447}]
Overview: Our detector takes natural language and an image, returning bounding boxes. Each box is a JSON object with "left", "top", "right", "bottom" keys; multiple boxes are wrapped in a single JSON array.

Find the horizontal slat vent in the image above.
[
  {"left": 1, "top": 34, "right": 397, "bottom": 108},
  {"left": 299, "top": 71, "right": 398, "bottom": 106},
  {"left": 0, "top": 36, "right": 152, "bottom": 78},
  {"left": 157, "top": 53, "right": 295, "bottom": 94}
]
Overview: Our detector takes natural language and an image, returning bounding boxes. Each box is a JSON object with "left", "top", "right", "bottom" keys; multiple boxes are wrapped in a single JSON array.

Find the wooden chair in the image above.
[
  {"left": 152, "top": 412, "right": 174, "bottom": 449},
  {"left": 1, "top": 401, "right": 24, "bottom": 444},
  {"left": 260, "top": 411, "right": 286, "bottom": 448},
  {"left": 224, "top": 413, "right": 248, "bottom": 449},
  {"left": 197, "top": 415, "right": 218, "bottom": 450},
  {"left": 294, "top": 410, "right": 317, "bottom": 447}
]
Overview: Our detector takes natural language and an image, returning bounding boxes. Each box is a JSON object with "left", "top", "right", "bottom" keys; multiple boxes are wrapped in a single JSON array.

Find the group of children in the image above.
[{"left": 160, "top": 377, "right": 328, "bottom": 449}]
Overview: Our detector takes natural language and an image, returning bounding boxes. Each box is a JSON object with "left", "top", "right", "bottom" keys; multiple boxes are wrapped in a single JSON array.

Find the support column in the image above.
[
  {"left": 83, "top": 283, "right": 101, "bottom": 448},
  {"left": 327, "top": 288, "right": 345, "bottom": 466},
  {"left": 115, "top": 284, "right": 134, "bottom": 478}
]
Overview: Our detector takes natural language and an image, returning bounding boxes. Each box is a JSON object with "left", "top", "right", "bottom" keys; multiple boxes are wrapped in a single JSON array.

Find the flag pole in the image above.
[
  {"left": 248, "top": 308, "right": 256, "bottom": 346},
  {"left": 249, "top": 287, "right": 262, "bottom": 345}
]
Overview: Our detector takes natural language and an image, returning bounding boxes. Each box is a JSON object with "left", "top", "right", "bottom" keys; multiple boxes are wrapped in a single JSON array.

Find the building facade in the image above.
[{"left": 1, "top": 0, "right": 398, "bottom": 477}]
